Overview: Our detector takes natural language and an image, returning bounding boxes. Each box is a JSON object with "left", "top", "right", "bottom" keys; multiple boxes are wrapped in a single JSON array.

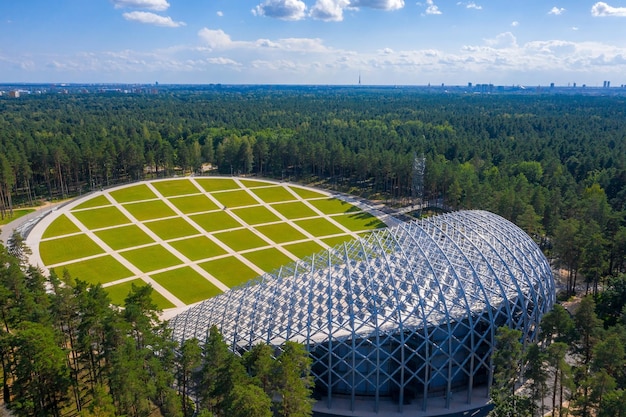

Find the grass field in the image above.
[
  {"left": 40, "top": 234, "right": 104, "bottom": 265},
  {"left": 190, "top": 211, "right": 242, "bottom": 232},
  {"left": 271, "top": 201, "right": 318, "bottom": 219},
  {"left": 59, "top": 255, "right": 133, "bottom": 284},
  {"left": 199, "top": 256, "right": 259, "bottom": 287},
  {"left": 332, "top": 212, "right": 386, "bottom": 230},
  {"left": 212, "top": 189, "right": 258, "bottom": 208},
  {"left": 214, "top": 228, "right": 268, "bottom": 251},
  {"left": 120, "top": 245, "right": 182, "bottom": 272},
  {"left": 250, "top": 186, "right": 297, "bottom": 203},
  {"left": 95, "top": 225, "right": 154, "bottom": 250},
  {"left": 254, "top": 223, "right": 307, "bottom": 244},
  {"left": 110, "top": 184, "right": 157, "bottom": 203},
  {"left": 168, "top": 236, "right": 227, "bottom": 261},
  {"left": 144, "top": 218, "right": 200, "bottom": 240},
  {"left": 36, "top": 177, "right": 387, "bottom": 311},
  {"left": 231, "top": 206, "right": 280, "bottom": 225},
  {"left": 308, "top": 198, "right": 361, "bottom": 214},
  {"left": 152, "top": 179, "right": 200, "bottom": 197},
  {"left": 72, "top": 206, "right": 130, "bottom": 230},
  {"left": 151, "top": 267, "right": 222, "bottom": 304},
  {"left": 123, "top": 200, "right": 177, "bottom": 221},
  {"left": 106, "top": 279, "right": 175, "bottom": 309},
  {"left": 282, "top": 241, "right": 325, "bottom": 259},
  {"left": 241, "top": 248, "right": 293, "bottom": 273},
  {"left": 73, "top": 195, "right": 110, "bottom": 210},
  {"left": 195, "top": 178, "right": 239, "bottom": 192},
  {"left": 168, "top": 195, "right": 219, "bottom": 214},
  {"left": 294, "top": 218, "right": 345, "bottom": 237},
  {"left": 42, "top": 214, "right": 81, "bottom": 238}
]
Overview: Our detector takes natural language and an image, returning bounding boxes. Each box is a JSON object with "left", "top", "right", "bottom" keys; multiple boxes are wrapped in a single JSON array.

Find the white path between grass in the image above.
[{"left": 26, "top": 177, "right": 395, "bottom": 317}]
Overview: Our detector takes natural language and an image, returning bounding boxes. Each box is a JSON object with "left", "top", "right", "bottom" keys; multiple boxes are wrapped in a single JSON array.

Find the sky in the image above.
[{"left": 2, "top": 0, "right": 626, "bottom": 86}]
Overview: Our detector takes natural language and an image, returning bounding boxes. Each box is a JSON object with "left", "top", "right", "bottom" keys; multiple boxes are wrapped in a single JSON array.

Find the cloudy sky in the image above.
[{"left": 2, "top": 0, "right": 626, "bottom": 86}]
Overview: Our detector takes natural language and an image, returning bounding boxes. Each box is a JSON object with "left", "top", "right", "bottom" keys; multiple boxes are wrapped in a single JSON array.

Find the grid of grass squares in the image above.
[{"left": 34, "top": 177, "right": 386, "bottom": 310}]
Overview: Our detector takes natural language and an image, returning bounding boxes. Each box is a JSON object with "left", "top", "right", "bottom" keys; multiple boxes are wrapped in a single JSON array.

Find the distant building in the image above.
[{"left": 8, "top": 90, "right": 20, "bottom": 98}]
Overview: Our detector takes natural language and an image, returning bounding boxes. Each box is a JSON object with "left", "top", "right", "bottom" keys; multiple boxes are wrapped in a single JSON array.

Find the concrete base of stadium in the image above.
[{"left": 312, "top": 386, "right": 492, "bottom": 417}]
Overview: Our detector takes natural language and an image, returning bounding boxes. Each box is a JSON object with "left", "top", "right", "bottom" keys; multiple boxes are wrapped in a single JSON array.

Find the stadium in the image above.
[{"left": 169, "top": 209, "right": 556, "bottom": 416}]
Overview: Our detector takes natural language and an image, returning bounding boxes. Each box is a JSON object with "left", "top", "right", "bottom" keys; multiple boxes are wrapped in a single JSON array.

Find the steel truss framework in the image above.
[{"left": 169, "top": 210, "right": 555, "bottom": 414}]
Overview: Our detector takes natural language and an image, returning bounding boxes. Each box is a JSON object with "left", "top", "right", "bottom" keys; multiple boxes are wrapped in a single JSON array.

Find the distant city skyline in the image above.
[{"left": 2, "top": 1, "right": 626, "bottom": 86}]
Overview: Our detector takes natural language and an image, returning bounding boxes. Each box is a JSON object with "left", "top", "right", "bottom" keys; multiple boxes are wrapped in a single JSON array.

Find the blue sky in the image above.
[{"left": 2, "top": 0, "right": 626, "bottom": 85}]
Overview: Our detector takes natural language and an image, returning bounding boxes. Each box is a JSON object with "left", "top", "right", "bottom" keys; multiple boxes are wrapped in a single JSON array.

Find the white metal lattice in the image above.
[{"left": 169, "top": 210, "right": 555, "bottom": 414}]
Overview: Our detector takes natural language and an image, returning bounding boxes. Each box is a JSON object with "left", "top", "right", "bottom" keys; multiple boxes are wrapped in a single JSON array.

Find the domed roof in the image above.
[{"left": 169, "top": 210, "right": 555, "bottom": 349}]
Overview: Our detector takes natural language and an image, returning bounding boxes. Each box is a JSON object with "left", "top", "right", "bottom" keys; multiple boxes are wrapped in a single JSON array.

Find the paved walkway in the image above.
[
  {"left": 0, "top": 201, "right": 69, "bottom": 247},
  {"left": 25, "top": 177, "right": 397, "bottom": 316}
]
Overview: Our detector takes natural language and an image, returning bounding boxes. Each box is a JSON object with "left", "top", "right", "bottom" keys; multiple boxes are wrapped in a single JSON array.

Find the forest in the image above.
[{"left": 0, "top": 87, "right": 626, "bottom": 416}]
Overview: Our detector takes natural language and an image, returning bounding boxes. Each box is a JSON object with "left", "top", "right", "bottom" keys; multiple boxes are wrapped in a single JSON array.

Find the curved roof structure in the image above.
[{"left": 170, "top": 210, "right": 555, "bottom": 414}]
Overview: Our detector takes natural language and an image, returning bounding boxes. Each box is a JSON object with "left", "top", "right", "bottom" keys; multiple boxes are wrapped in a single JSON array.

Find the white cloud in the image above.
[
  {"left": 591, "top": 2, "right": 626, "bottom": 16},
  {"left": 122, "top": 11, "right": 185, "bottom": 27},
  {"left": 548, "top": 6, "right": 565, "bottom": 15},
  {"left": 111, "top": 0, "right": 170, "bottom": 11},
  {"left": 252, "top": 0, "right": 307, "bottom": 20},
  {"left": 309, "top": 0, "right": 402, "bottom": 21},
  {"left": 511, "top": 21, "right": 519, "bottom": 27},
  {"left": 572, "top": 26, "right": 579, "bottom": 30},
  {"left": 421, "top": 0, "right": 441, "bottom": 14},
  {"left": 484, "top": 32, "right": 518, "bottom": 49},
  {"left": 457, "top": 2, "right": 482, "bottom": 10},
  {"left": 206, "top": 57, "right": 241, "bottom": 67},
  {"left": 310, "top": 0, "right": 350, "bottom": 21},
  {"left": 198, "top": 28, "right": 333, "bottom": 54},
  {"left": 217, "top": 11, "right": 224, "bottom": 17},
  {"left": 198, "top": 28, "right": 236, "bottom": 49},
  {"left": 350, "top": 0, "right": 404, "bottom": 10}
]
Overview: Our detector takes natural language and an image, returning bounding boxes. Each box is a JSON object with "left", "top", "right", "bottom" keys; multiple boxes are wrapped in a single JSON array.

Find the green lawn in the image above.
[
  {"left": 110, "top": 184, "right": 157, "bottom": 203},
  {"left": 95, "top": 225, "right": 154, "bottom": 250},
  {"left": 242, "top": 248, "right": 293, "bottom": 273},
  {"left": 331, "top": 212, "right": 387, "bottom": 231},
  {"left": 199, "top": 256, "right": 259, "bottom": 287},
  {"left": 144, "top": 218, "right": 200, "bottom": 240},
  {"left": 57, "top": 255, "right": 133, "bottom": 284},
  {"left": 270, "top": 201, "right": 318, "bottom": 219},
  {"left": 291, "top": 187, "right": 326, "bottom": 199},
  {"left": 231, "top": 206, "right": 280, "bottom": 225},
  {"left": 214, "top": 228, "right": 269, "bottom": 251},
  {"left": 254, "top": 223, "right": 307, "bottom": 244},
  {"left": 321, "top": 235, "right": 355, "bottom": 248},
  {"left": 40, "top": 234, "right": 104, "bottom": 265},
  {"left": 106, "top": 279, "right": 175, "bottom": 309},
  {"left": 212, "top": 190, "right": 258, "bottom": 208},
  {"left": 308, "top": 198, "right": 361, "bottom": 215},
  {"left": 239, "top": 179, "right": 271, "bottom": 188},
  {"left": 293, "top": 218, "right": 344, "bottom": 237},
  {"left": 151, "top": 267, "right": 223, "bottom": 304},
  {"left": 35, "top": 178, "right": 387, "bottom": 308},
  {"left": 151, "top": 179, "right": 200, "bottom": 197},
  {"left": 73, "top": 195, "right": 110, "bottom": 210},
  {"left": 72, "top": 206, "right": 130, "bottom": 229},
  {"left": 0, "top": 208, "right": 34, "bottom": 226},
  {"left": 123, "top": 200, "right": 176, "bottom": 221},
  {"left": 195, "top": 178, "right": 239, "bottom": 192},
  {"left": 190, "top": 211, "right": 242, "bottom": 233},
  {"left": 42, "top": 214, "right": 81, "bottom": 238},
  {"left": 120, "top": 244, "right": 182, "bottom": 273},
  {"left": 250, "top": 186, "right": 296, "bottom": 203},
  {"left": 168, "top": 236, "right": 227, "bottom": 261},
  {"left": 168, "top": 194, "right": 219, "bottom": 214},
  {"left": 282, "top": 241, "right": 326, "bottom": 259}
]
